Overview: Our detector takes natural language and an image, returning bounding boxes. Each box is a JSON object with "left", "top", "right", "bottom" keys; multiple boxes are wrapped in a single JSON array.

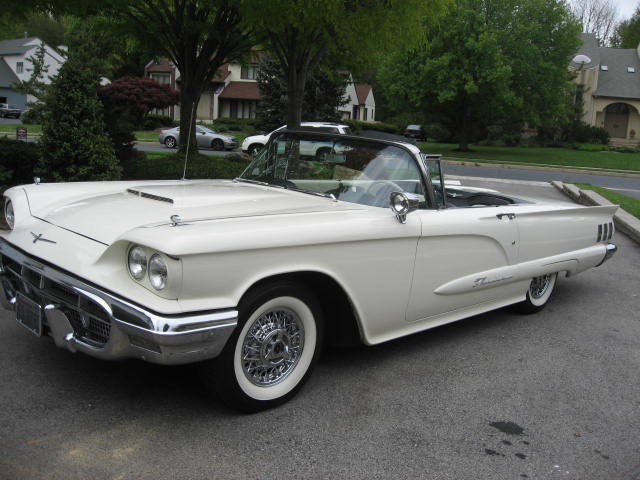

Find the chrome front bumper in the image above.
[{"left": 0, "top": 239, "right": 238, "bottom": 365}]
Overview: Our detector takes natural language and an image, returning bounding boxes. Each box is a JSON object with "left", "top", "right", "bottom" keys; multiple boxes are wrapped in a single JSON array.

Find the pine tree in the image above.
[{"left": 39, "top": 26, "right": 120, "bottom": 182}]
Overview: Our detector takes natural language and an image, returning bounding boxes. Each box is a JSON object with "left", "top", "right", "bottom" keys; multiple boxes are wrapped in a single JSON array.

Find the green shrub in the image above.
[
  {"left": 344, "top": 119, "right": 399, "bottom": 134},
  {"left": 0, "top": 138, "right": 42, "bottom": 190},
  {"left": 425, "top": 122, "right": 451, "bottom": 142},
  {"left": 141, "top": 114, "right": 177, "bottom": 130},
  {"left": 564, "top": 122, "right": 609, "bottom": 144},
  {"left": 127, "top": 153, "right": 249, "bottom": 180}
]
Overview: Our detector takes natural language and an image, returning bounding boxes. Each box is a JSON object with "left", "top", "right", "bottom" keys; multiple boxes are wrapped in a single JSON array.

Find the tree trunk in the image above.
[
  {"left": 178, "top": 85, "right": 200, "bottom": 155},
  {"left": 286, "top": 67, "right": 306, "bottom": 129}
]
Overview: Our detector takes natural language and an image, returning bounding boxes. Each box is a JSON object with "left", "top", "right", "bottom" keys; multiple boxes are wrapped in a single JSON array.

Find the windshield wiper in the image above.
[
  {"left": 233, "top": 177, "right": 286, "bottom": 189},
  {"left": 287, "top": 186, "right": 338, "bottom": 202}
]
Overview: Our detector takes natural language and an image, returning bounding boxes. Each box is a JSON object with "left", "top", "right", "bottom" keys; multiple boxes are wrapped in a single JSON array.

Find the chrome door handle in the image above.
[{"left": 496, "top": 213, "right": 516, "bottom": 220}]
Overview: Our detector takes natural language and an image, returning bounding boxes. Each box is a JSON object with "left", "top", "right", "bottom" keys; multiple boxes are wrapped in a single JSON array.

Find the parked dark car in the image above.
[
  {"left": 0, "top": 103, "right": 21, "bottom": 119},
  {"left": 404, "top": 124, "right": 425, "bottom": 141}
]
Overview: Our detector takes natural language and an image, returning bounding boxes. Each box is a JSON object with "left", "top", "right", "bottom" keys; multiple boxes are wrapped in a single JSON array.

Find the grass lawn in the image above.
[
  {"left": 421, "top": 142, "right": 640, "bottom": 173},
  {"left": 0, "top": 123, "right": 42, "bottom": 136},
  {"left": 570, "top": 182, "right": 640, "bottom": 219}
]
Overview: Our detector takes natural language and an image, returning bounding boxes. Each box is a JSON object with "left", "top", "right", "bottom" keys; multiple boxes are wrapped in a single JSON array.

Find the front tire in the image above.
[
  {"left": 205, "top": 282, "right": 323, "bottom": 412},
  {"left": 516, "top": 272, "right": 558, "bottom": 314},
  {"left": 248, "top": 143, "right": 263, "bottom": 155},
  {"left": 211, "top": 139, "right": 224, "bottom": 150}
]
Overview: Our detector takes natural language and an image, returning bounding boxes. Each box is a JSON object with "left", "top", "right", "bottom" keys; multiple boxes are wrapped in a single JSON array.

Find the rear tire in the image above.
[
  {"left": 203, "top": 282, "right": 323, "bottom": 412},
  {"left": 515, "top": 273, "right": 557, "bottom": 314},
  {"left": 164, "top": 136, "right": 177, "bottom": 148}
]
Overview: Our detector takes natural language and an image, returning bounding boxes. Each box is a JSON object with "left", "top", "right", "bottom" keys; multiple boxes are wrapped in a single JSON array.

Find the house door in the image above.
[{"left": 604, "top": 103, "right": 630, "bottom": 138}]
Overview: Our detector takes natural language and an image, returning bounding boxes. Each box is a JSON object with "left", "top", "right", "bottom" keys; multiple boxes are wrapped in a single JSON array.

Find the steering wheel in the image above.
[{"left": 364, "top": 180, "right": 404, "bottom": 207}]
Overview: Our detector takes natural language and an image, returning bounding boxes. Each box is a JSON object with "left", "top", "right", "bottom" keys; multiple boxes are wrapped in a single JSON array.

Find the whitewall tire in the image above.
[
  {"left": 204, "top": 282, "right": 323, "bottom": 412},
  {"left": 516, "top": 272, "right": 558, "bottom": 314}
]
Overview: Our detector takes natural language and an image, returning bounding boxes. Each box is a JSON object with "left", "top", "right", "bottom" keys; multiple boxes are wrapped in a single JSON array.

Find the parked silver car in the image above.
[{"left": 158, "top": 125, "right": 239, "bottom": 150}]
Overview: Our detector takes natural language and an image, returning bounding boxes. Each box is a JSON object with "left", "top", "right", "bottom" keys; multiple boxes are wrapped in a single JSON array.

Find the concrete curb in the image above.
[
  {"left": 551, "top": 181, "right": 640, "bottom": 244},
  {"left": 445, "top": 159, "right": 640, "bottom": 179}
]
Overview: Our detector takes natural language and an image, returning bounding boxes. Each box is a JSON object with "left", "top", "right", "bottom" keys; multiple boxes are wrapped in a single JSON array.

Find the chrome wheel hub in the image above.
[
  {"left": 530, "top": 274, "right": 552, "bottom": 299},
  {"left": 241, "top": 308, "right": 304, "bottom": 387}
]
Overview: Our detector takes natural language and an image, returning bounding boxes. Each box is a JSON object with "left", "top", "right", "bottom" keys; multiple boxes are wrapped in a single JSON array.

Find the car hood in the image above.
[{"left": 28, "top": 180, "right": 360, "bottom": 244}]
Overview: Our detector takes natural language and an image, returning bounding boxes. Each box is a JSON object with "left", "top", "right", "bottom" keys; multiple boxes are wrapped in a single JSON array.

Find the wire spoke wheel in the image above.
[
  {"left": 241, "top": 307, "right": 305, "bottom": 387},
  {"left": 529, "top": 274, "right": 552, "bottom": 299}
]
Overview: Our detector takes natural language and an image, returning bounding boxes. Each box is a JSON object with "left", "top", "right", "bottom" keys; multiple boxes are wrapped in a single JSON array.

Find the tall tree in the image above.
[
  {"left": 244, "top": 0, "right": 446, "bottom": 129},
  {"left": 104, "top": 0, "right": 256, "bottom": 153},
  {"left": 570, "top": 0, "right": 618, "bottom": 45},
  {"left": 256, "top": 57, "right": 347, "bottom": 132},
  {"left": 378, "top": 0, "right": 581, "bottom": 150},
  {"left": 614, "top": 6, "right": 640, "bottom": 48}
]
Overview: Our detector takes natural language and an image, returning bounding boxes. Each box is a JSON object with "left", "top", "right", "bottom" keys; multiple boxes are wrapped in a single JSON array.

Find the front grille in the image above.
[{"left": 1, "top": 253, "right": 111, "bottom": 346}]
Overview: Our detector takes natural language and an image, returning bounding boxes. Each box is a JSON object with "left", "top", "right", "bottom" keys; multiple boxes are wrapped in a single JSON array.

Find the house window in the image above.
[
  {"left": 628, "top": 67, "right": 636, "bottom": 73},
  {"left": 16, "top": 62, "right": 23, "bottom": 73},
  {"left": 363, "top": 108, "right": 367, "bottom": 121},
  {"left": 241, "top": 65, "right": 257, "bottom": 80},
  {"left": 151, "top": 73, "right": 171, "bottom": 84},
  {"left": 352, "top": 105, "right": 358, "bottom": 119},
  {"left": 601, "top": 65, "right": 608, "bottom": 71}
]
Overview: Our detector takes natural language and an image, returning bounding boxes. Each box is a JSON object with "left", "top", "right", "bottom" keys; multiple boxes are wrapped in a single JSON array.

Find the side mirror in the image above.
[{"left": 389, "top": 192, "right": 420, "bottom": 223}]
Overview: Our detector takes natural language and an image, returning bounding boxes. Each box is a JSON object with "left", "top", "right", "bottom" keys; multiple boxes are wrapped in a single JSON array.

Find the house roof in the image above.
[
  {"left": 0, "top": 58, "right": 19, "bottom": 88},
  {"left": 219, "top": 81, "right": 260, "bottom": 100},
  {"left": 595, "top": 48, "right": 640, "bottom": 99},
  {"left": 355, "top": 84, "right": 372, "bottom": 104},
  {"left": 213, "top": 64, "right": 230, "bottom": 82},
  {"left": 571, "top": 33, "right": 600, "bottom": 70},
  {"left": 0, "top": 37, "right": 38, "bottom": 56}
]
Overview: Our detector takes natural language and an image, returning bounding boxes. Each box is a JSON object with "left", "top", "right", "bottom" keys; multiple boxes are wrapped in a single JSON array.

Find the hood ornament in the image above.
[
  {"left": 31, "top": 232, "right": 56, "bottom": 244},
  {"left": 170, "top": 215, "right": 183, "bottom": 227}
]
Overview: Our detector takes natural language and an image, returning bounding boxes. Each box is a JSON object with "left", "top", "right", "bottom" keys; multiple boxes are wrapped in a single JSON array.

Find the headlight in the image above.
[
  {"left": 4, "top": 199, "right": 14, "bottom": 229},
  {"left": 128, "top": 246, "right": 147, "bottom": 280},
  {"left": 148, "top": 254, "right": 168, "bottom": 290}
]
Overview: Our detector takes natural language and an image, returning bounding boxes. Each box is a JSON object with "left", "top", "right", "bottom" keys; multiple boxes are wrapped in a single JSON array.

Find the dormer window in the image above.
[
  {"left": 628, "top": 67, "right": 636, "bottom": 73},
  {"left": 16, "top": 62, "right": 23, "bottom": 73},
  {"left": 601, "top": 65, "right": 608, "bottom": 71}
]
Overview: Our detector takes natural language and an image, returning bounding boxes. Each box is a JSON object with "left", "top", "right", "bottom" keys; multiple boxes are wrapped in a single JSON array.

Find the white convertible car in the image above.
[{"left": 0, "top": 131, "right": 617, "bottom": 411}]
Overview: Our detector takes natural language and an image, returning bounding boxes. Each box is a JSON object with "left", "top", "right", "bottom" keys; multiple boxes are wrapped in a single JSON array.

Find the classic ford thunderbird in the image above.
[{"left": 0, "top": 131, "right": 618, "bottom": 411}]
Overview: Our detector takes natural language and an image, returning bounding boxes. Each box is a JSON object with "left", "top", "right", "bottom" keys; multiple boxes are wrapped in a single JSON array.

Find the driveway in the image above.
[{"left": 0, "top": 179, "right": 639, "bottom": 480}]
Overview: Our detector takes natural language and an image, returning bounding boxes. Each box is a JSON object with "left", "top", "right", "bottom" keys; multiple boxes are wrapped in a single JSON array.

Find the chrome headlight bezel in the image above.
[
  {"left": 4, "top": 198, "right": 14, "bottom": 230},
  {"left": 127, "top": 245, "right": 147, "bottom": 280},
  {"left": 148, "top": 253, "right": 168, "bottom": 291},
  {"left": 126, "top": 244, "right": 181, "bottom": 298}
]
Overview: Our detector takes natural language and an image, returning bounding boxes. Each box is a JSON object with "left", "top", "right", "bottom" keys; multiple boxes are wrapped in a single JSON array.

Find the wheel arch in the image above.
[{"left": 239, "top": 271, "right": 363, "bottom": 347}]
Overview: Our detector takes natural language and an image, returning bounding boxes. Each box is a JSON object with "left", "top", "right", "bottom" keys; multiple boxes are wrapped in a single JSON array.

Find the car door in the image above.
[
  {"left": 406, "top": 207, "right": 521, "bottom": 324},
  {"left": 195, "top": 127, "right": 209, "bottom": 147}
]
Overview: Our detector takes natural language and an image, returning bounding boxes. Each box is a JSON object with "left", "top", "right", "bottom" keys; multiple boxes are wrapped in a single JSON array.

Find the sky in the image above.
[{"left": 615, "top": 0, "right": 638, "bottom": 20}]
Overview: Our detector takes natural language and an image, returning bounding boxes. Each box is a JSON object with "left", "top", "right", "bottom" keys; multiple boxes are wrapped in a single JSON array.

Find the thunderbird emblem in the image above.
[{"left": 31, "top": 232, "right": 56, "bottom": 244}]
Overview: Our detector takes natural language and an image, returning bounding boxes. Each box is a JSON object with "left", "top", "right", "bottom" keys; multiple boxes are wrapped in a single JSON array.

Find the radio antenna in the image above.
[{"left": 181, "top": 101, "right": 196, "bottom": 180}]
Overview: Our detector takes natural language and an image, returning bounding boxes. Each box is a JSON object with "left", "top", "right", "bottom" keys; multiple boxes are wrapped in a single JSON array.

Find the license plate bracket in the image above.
[{"left": 16, "top": 292, "right": 43, "bottom": 337}]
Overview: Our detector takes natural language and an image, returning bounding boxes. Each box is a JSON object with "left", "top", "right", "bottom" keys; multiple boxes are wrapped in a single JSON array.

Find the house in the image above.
[
  {"left": 0, "top": 37, "right": 65, "bottom": 109},
  {"left": 340, "top": 72, "right": 375, "bottom": 122},
  {"left": 145, "top": 59, "right": 375, "bottom": 122},
  {"left": 571, "top": 33, "right": 640, "bottom": 141}
]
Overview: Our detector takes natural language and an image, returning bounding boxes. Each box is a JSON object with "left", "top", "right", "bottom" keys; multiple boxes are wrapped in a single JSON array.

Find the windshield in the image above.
[{"left": 239, "top": 132, "right": 427, "bottom": 208}]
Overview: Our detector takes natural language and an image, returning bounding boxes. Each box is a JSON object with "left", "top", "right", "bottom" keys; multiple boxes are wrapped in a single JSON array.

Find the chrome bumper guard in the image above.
[
  {"left": 0, "top": 239, "right": 238, "bottom": 365},
  {"left": 596, "top": 243, "right": 617, "bottom": 267}
]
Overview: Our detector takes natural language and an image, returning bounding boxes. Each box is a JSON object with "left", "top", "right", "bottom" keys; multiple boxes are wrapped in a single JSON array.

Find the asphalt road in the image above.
[{"left": 1, "top": 180, "right": 639, "bottom": 480}]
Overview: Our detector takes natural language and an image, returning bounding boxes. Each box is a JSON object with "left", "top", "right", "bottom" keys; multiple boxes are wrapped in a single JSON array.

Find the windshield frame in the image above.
[{"left": 238, "top": 130, "right": 439, "bottom": 209}]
